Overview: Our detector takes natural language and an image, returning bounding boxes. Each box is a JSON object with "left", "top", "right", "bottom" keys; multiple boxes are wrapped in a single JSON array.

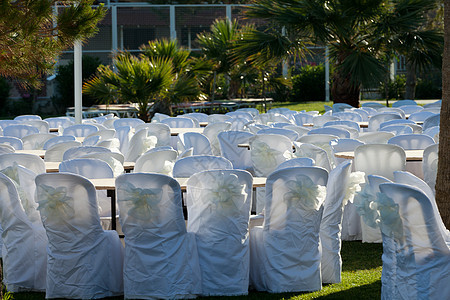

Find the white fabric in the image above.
[
  {"left": 257, "top": 128, "right": 299, "bottom": 141},
  {"left": 330, "top": 138, "right": 364, "bottom": 167},
  {"left": 332, "top": 111, "right": 363, "bottom": 122},
  {"left": 44, "top": 141, "right": 82, "bottom": 162},
  {"left": 354, "top": 144, "right": 406, "bottom": 243},
  {"left": 3, "top": 124, "right": 39, "bottom": 139},
  {"left": 357, "top": 131, "right": 395, "bottom": 144},
  {"left": 408, "top": 111, "right": 438, "bottom": 122},
  {"left": 207, "top": 114, "right": 232, "bottom": 124},
  {"left": 125, "top": 128, "right": 158, "bottom": 162},
  {"left": 324, "top": 120, "right": 360, "bottom": 132},
  {"left": 63, "top": 124, "right": 98, "bottom": 137},
  {"left": 21, "top": 133, "right": 56, "bottom": 150},
  {"left": 81, "top": 135, "right": 100, "bottom": 146},
  {"left": 113, "top": 118, "right": 144, "bottom": 129},
  {"left": 293, "top": 113, "right": 314, "bottom": 126},
  {"left": 275, "top": 157, "right": 315, "bottom": 170},
  {"left": 43, "top": 135, "right": 76, "bottom": 150},
  {"left": 44, "top": 117, "right": 74, "bottom": 131},
  {"left": 161, "top": 117, "right": 196, "bottom": 128},
  {"left": 0, "top": 136, "right": 23, "bottom": 150},
  {"left": 320, "top": 162, "right": 356, "bottom": 283},
  {"left": 62, "top": 145, "right": 112, "bottom": 161},
  {"left": 35, "top": 173, "right": 124, "bottom": 299},
  {"left": 177, "top": 132, "right": 213, "bottom": 155},
  {"left": 249, "top": 134, "right": 293, "bottom": 177},
  {"left": 0, "top": 173, "right": 47, "bottom": 292},
  {"left": 134, "top": 149, "right": 178, "bottom": 176},
  {"left": 116, "top": 173, "right": 201, "bottom": 299},
  {"left": 86, "top": 129, "right": 116, "bottom": 141},
  {"left": 377, "top": 107, "right": 406, "bottom": 119},
  {"left": 388, "top": 134, "right": 435, "bottom": 150},
  {"left": 184, "top": 112, "right": 209, "bottom": 122},
  {"left": 381, "top": 125, "right": 414, "bottom": 135},
  {"left": 203, "top": 122, "right": 232, "bottom": 156},
  {"left": 0, "top": 144, "right": 14, "bottom": 154},
  {"left": 80, "top": 152, "right": 125, "bottom": 177},
  {"left": 423, "top": 143, "right": 438, "bottom": 195},
  {"left": 297, "top": 134, "right": 338, "bottom": 168},
  {"left": 218, "top": 130, "right": 254, "bottom": 172},
  {"left": 0, "top": 153, "right": 45, "bottom": 175},
  {"left": 250, "top": 167, "right": 328, "bottom": 293},
  {"left": 284, "top": 125, "right": 311, "bottom": 137},
  {"left": 187, "top": 169, "right": 253, "bottom": 296},
  {"left": 135, "top": 123, "right": 172, "bottom": 147},
  {"left": 422, "top": 114, "right": 440, "bottom": 132},
  {"left": 114, "top": 125, "right": 133, "bottom": 155},
  {"left": 24, "top": 120, "right": 49, "bottom": 133},
  {"left": 14, "top": 115, "right": 42, "bottom": 122},
  {"left": 293, "top": 142, "right": 332, "bottom": 172},
  {"left": 312, "top": 115, "right": 340, "bottom": 127},
  {"left": 378, "top": 183, "right": 450, "bottom": 300},
  {"left": 308, "top": 127, "right": 350, "bottom": 139},
  {"left": 255, "top": 113, "right": 291, "bottom": 125},
  {"left": 173, "top": 155, "right": 233, "bottom": 178},
  {"left": 368, "top": 113, "right": 402, "bottom": 131}
]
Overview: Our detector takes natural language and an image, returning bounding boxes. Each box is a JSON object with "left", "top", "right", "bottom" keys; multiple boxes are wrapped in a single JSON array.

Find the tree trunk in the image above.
[
  {"left": 435, "top": 0, "right": 450, "bottom": 229},
  {"left": 404, "top": 62, "right": 416, "bottom": 100},
  {"left": 331, "top": 69, "right": 360, "bottom": 108},
  {"left": 148, "top": 99, "right": 172, "bottom": 122}
]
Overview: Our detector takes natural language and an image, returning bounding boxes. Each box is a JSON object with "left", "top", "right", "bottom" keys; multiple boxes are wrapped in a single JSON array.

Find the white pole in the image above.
[
  {"left": 226, "top": 5, "right": 232, "bottom": 20},
  {"left": 170, "top": 6, "right": 176, "bottom": 40},
  {"left": 74, "top": 40, "right": 82, "bottom": 124},
  {"left": 111, "top": 5, "right": 118, "bottom": 53},
  {"left": 325, "top": 46, "right": 330, "bottom": 102},
  {"left": 282, "top": 27, "right": 288, "bottom": 78}
]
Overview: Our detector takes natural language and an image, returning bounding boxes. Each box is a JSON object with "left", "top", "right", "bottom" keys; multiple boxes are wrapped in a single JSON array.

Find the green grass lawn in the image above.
[{"left": 10, "top": 241, "right": 382, "bottom": 300}]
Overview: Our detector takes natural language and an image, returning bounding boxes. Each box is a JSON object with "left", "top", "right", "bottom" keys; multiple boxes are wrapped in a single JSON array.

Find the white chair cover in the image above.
[
  {"left": 293, "top": 142, "right": 332, "bottom": 171},
  {"left": 332, "top": 111, "right": 363, "bottom": 122},
  {"left": 35, "top": 173, "right": 124, "bottom": 299},
  {"left": 114, "top": 125, "right": 133, "bottom": 155},
  {"left": 378, "top": 183, "right": 450, "bottom": 300},
  {"left": 422, "top": 143, "right": 438, "bottom": 195},
  {"left": 368, "top": 113, "right": 402, "bottom": 131},
  {"left": 248, "top": 134, "right": 293, "bottom": 177},
  {"left": 357, "top": 131, "right": 395, "bottom": 144},
  {"left": 44, "top": 141, "right": 82, "bottom": 162},
  {"left": 312, "top": 115, "right": 340, "bottom": 127},
  {"left": 284, "top": 124, "right": 311, "bottom": 137},
  {"left": 24, "top": 120, "right": 49, "bottom": 133},
  {"left": 207, "top": 114, "right": 232, "bottom": 124},
  {"left": 113, "top": 118, "right": 144, "bottom": 129},
  {"left": 0, "top": 136, "right": 23, "bottom": 150},
  {"left": 184, "top": 112, "right": 209, "bottom": 122},
  {"left": 293, "top": 113, "right": 314, "bottom": 126},
  {"left": 135, "top": 123, "right": 172, "bottom": 147},
  {"left": 173, "top": 155, "right": 233, "bottom": 178},
  {"left": 177, "top": 132, "right": 213, "bottom": 155},
  {"left": 0, "top": 144, "right": 14, "bottom": 154},
  {"left": 116, "top": 173, "right": 201, "bottom": 299},
  {"left": 125, "top": 128, "right": 158, "bottom": 162},
  {"left": 161, "top": 117, "right": 196, "bottom": 128},
  {"left": 392, "top": 99, "right": 417, "bottom": 107},
  {"left": 422, "top": 114, "right": 440, "bottom": 132},
  {"left": 21, "top": 133, "right": 56, "bottom": 150},
  {"left": 320, "top": 162, "right": 364, "bottom": 283},
  {"left": 0, "top": 153, "right": 45, "bottom": 175},
  {"left": 3, "top": 124, "right": 39, "bottom": 139},
  {"left": 43, "top": 135, "right": 76, "bottom": 150},
  {"left": 275, "top": 157, "right": 315, "bottom": 170},
  {"left": 387, "top": 134, "right": 435, "bottom": 150},
  {"left": 44, "top": 117, "right": 74, "bottom": 131},
  {"left": 218, "top": 130, "right": 254, "bottom": 172},
  {"left": 187, "top": 169, "right": 253, "bottom": 296},
  {"left": 80, "top": 152, "right": 125, "bottom": 177},
  {"left": 408, "top": 111, "right": 437, "bottom": 122},
  {"left": 14, "top": 115, "right": 42, "bottom": 122},
  {"left": 257, "top": 127, "right": 299, "bottom": 141},
  {"left": 0, "top": 172, "right": 47, "bottom": 292},
  {"left": 308, "top": 127, "right": 351, "bottom": 138},
  {"left": 62, "top": 145, "right": 112, "bottom": 161},
  {"left": 0, "top": 120, "right": 20, "bottom": 130},
  {"left": 250, "top": 167, "right": 328, "bottom": 293},
  {"left": 203, "top": 122, "right": 232, "bottom": 155},
  {"left": 134, "top": 149, "right": 178, "bottom": 176},
  {"left": 354, "top": 144, "right": 406, "bottom": 243},
  {"left": 380, "top": 124, "right": 414, "bottom": 135},
  {"left": 62, "top": 124, "right": 98, "bottom": 137},
  {"left": 377, "top": 107, "right": 406, "bottom": 119}
]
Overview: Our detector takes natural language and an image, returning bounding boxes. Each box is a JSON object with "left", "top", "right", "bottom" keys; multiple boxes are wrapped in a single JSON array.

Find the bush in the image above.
[
  {"left": 54, "top": 55, "right": 102, "bottom": 113},
  {"left": 415, "top": 78, "right": 442, "bottom": 99},
  {"left": 290, "top": 64, "right": 325, "bottom": 102},
  {"left": 0, "top": 77, "right": 11, "bottom": 116},
  {"left": 379, "top": 75, "right": 406, "bottom": 100}
]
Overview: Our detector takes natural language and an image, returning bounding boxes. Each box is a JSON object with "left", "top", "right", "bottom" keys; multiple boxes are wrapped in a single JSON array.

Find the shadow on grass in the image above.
[
  {"left": 316, "top": 280, "right": 381, "bottom": 299},
  {"left": 341, "top": 241, "right": 383, "bottom": 271}
]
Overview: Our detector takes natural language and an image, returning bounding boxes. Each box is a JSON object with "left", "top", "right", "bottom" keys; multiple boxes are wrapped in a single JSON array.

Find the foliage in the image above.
[
  {"left": 379, "top": 75, "right": 406, "bottom": 100},
  {"left": 245, "top": 0, "right": 443, "bottom": 107},
  {"left": 0, "top": 0, "right": 106, "bottom": 88},
  {"left": 415, "top": 77, "right": 442, "bottom": 99},
  {"left": 54, "top": 55, "right": 102, "bottom": 112},
  {"left": 0, "top": 77, "right": 11, "bottom": 116},
  {"left": 290, "top": 64, "right": 325, "bottom": 102}
]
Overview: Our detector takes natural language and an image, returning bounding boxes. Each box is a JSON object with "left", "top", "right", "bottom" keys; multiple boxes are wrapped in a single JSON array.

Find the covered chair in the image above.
[
  {"left": 218, "top": 130, "right": 254, "bottom": 172},
  {"left": 44, "top": 141, "right": 82, "bottom": 162},
  {"left": 320, "top": 161, "right": 364, "bottom": 283},
  {"left": 0, "top": 136, "right": 24, "bottom": 150},
  {"left": 186, "top": 169, "right": 253, "bottom": 296},
  {"left": 173, "top": 155, "right": 233, "bottom": 178},
  {"left": 22, "top": 133, "right": 56, "bottom": 150},
  {"left": 62, "top": 124, "right": 98, "bottom": 137},
  {"left": 3, "top": 124, "right": 39, "bottom": 139},
  {"left": 43, "top": 135, "right": 76, "bottom": 150},
  {"left": 203, "top": 122, "right": 232, "bottom": 155},
  {"left": 275, "top": 157, "right": 315, "bottom": 170},
  {"left": 177, "top": 132, "right": 213, "bottom": 155},
  {"left": 134, "top": 149, "right": 178, "bottom": 176},
  {"left": 423, "top": 143, "right": 438, "bottom": 195},
  {"left": 0, "top": 172, "right": 47, "bottom": 292},
  {"left": 250, "top": 166, "right": 328, "bottom": 293},
  {"left": 377, "top": 183, "right": 450, "bottom": 299},
  {"left": 160, "top": 117, "right": 196, "bottom": 128},
  {"left": 354, "top": 144, "right": 406, "bottom": 243},
  {"left": 0, "top": 153, "right": 45, "bottom": 175},
  {"left": 113, "top": 118, "right": 144, "bottom": 129},
  {"left": 368, "top": 113, "right": 402, "bottom": 132},
  {"left": 135, "top": 123, "right": 172, "bottom": 147},
  {"left": 293, "top": 142, "right": 332, "bottom": 171},
  {"left": 35, "top": 173, "right": 124, "bottom": 299},
  {"left": 116, "top": 173, "right": 201, "bottom": 299},
  {"left": 125, "top": 128, "right": 158, "bottom": 162}
]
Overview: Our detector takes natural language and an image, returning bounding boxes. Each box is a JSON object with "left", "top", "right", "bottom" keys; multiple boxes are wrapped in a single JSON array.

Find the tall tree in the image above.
[
  {"left": 245, "top": 0, "right": 441, "bottom": 107},
  {"left": 0, "top": 0, "right": 106, "bottom": 87},
  {"left": 436, "top": 0, "right": 449, "bottom": 228}
]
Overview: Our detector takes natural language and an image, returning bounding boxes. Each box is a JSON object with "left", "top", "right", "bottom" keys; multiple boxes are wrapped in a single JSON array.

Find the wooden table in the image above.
[
  {"left": 334, "top": 149, "right": 424, "bottom": 161},
  {"left": 170, "top": 127, "right": 204, "bottom": 136},
  {"left": 90, "top": 176, "right": 267, "bottom": 231},
  {"left": 45, "top": 161, "right": 135, "bottom": 173}
]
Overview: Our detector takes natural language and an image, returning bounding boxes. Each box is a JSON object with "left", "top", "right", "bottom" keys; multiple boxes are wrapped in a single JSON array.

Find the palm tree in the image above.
[
  {"left": 83, "top": 53, "right": 173, "bottom": 122},
  {"left": 245, "top": 0, "right": 441, "bottom": 107},
  {"left": 436, "top": 0, "right": 449, "bottom": 228}
]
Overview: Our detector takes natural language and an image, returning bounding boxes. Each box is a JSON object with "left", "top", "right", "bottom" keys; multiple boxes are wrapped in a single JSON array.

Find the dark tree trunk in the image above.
[
  {"left": 331, "top": 69, "right": 360, "bottom": 108},
  {"left": 148, "top": 99, "right": 173, "bottom": 122},
  {"left": 436, "top": 0, "right": 450, "bottom": 229},
  {"left": 404, "top": 62, "right": 416, "bottom": 100}
]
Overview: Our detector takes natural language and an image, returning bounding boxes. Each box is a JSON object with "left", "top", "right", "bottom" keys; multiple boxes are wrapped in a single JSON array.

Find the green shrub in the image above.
[
  {"left": 53, "top": 55, "right": 102, "bottom": 113},
  {"left": 290, "top": 64, "right": 325, "bottom": 102},
  {"left": 0, "top": 77, "right": 11, "bottom": 116},
  {"left": 379, "top": 74, "right": 406, "bottom": 100},
  {"left": 415, "top": 78, "right": 442, "bottom": 99}
]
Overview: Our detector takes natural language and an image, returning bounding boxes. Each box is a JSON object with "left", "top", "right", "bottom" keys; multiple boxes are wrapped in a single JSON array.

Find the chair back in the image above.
[{"left": 173, "top": 155, "right": 233, "bottom": 178}]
